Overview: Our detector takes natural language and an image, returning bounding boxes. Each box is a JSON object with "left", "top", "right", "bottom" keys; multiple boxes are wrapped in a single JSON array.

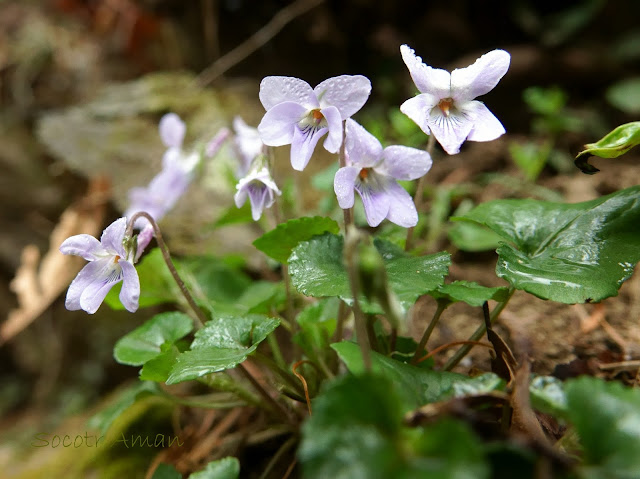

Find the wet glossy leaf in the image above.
[
  {"left": 188, "top": 457, "right": 240, "bottom": 479},
  {"left": 288, "top": 233, "right": 450, "bottom": 313},
  {"left": 139, "top": 347, "right": 181, "bottom": 382},
  {"left": 331, "top": 341, "right": 469, "bottom": 409},
  {"left": 575, "top": 122, "right": 640, "bottom": 174},
  {"left": 455, "top": 186, "right": 640, "bottom": 303},
  {"left": 299, "top": 373, "right": 488, "bottom": 479},
  {"left": 253, "top": 216, "right": 340, "bottom": 263},
  {"left": 114, "top": 312, "right": 193, "bottom": 366},
  {"left": 293, "top": 298, "right": 339, "bottom": 365},
  {"left": 566, "top": 376, "right": 640, "bottom": 479},
  {"left": 166, "top": 314, "right": 279, "bottom": 384},
  {"left": 433, "top": 281, "right": 510, "bottom": 307}
]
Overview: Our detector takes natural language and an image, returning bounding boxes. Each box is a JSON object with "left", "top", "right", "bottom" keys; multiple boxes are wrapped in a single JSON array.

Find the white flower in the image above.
[{"left": 400, "top": 45, "right": 510, "bottom": 155}]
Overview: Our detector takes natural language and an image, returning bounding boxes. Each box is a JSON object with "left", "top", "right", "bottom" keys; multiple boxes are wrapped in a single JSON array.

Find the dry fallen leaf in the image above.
[{"left": 2, "top": 177, "right": 109, "bottom": 344}]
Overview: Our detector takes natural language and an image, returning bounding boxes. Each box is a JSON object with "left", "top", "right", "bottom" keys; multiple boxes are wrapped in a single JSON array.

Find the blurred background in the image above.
[{"left": 1, "top": 0, "right": 639, "bottom": 477}]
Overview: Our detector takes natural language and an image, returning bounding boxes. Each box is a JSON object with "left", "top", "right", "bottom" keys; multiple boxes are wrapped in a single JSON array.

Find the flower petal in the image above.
[
  {"left": 321, "top": 105, "right": 343, "bottom": 153},
  {"left": 247, "top": 184, "right": 269, "bottom": 221},
  {"left": 334, "top": 166, "right": 360, "bottom": 209},
  {"left": 400, "top": 45, "right": 451, "bottom": 99},
  {"left": 428, "top": 108, "right": 474, "bottom": 155},
  {"left": 100, "top": 217, "right": 128, "bottom": 257},
  {"left": 345, "top": 119, "right": 383, "bottom": 168},
  {"left": 385, "top": 181, "right": 418, "bottom": 228},
  {"left": 378, "top": 145, "right": 432, "bottom": 181},
  {"left": 65, "top": 260, "right": 108, "bottom": 310},
  {"left": 60, "top": 234, "right": 106, "bottom": 261},
  {"left": 159, "top": 113, "right": 186, "bottom": 148},
  {"left": 259, "top": 76, "right": 317, "bottom": 110},
  {"left": 354, "top": 173, "right": 391, "bottom": 227},
  {"left": 399, "top": 94, "right": 437, "bottom": 136},
  {"left": 79, "top": 262, "right": 123, "bottom": 314},
  {"left": 290, "top": 123, "right": 328, "bottom": 171},
  {"left": 450, "top": 49, "right": 510, "bottom": 102},
  {"left": 314, "top": 75, "right": 372, "bottom": 119},
  {"left": 118, "top": 259, "right": 140, "bottom": 313},
  {"left": 258, "top": 101, "right": 306, "bottom": 146},
  {"left": 464, "top": 101, "right": 506, "bottom": 142}
]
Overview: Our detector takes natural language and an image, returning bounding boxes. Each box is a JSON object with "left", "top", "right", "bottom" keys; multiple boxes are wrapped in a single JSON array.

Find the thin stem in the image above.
[
  {"left": 405, "top": 134, "right": 436, "bottom": 251},
  {"left": 258, "top": 436, "right": 297, "bottom": 479},
  {"left": 334, "top": 300, "right": 348, "bottom": 344},
  {"left": 253, "top": 352, "right": 304, "bottom": 396},
  {"left": 442, "top": 287, "right": 515, "bottom": 371},
  {"left": 238, "top": 362, "right": 296, "bottom": 425},
  {"left": 339, "top": 121, "right": 353, "bottom": 231},
  {"left": 267, "top": 333, "right": 287, "bottom": 371},
  {"left": 157, "top": 389, "right": 246, "bottom": 409},
  {"left": 126, "top": 212, "right": 208, "bottom": 328},
  {"left": 272, "top": 197, "right": 295, "bottom": 327},
  {"left": 344, "top": 228, "right": 371, "bottom": 370},
  {"left": 411, "top": 299, "right": 449, "bottom": 364}
]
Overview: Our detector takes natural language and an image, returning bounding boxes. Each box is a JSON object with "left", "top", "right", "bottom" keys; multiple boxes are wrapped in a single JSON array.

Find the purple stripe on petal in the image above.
[
  {"left": 79, "top": 261, "right": 124, "bottom": 314},
  {"left": 428, "top": 109, "right": 474, "bottom": 155},
  {"left": 354, "top": 172, "right": 391, "bottom": 227},
  {"left": 290, "top": 123, "right": 328, "bottom": 171},
  {"left": 119, "top": 260, "right": 140, "bottom": 313},
  {"left": 247, "top": 183, "right": 269, "bottom": 221}
]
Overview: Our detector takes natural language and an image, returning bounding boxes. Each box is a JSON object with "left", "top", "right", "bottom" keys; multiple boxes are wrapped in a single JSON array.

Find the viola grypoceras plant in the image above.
[
  {"left": 400, "top": 44, "right": 510, "bottom": 154},
  {"left": 232, "top": 116, "right": 282, "bottom": 221},
  {"left": 334, "top": 119, "right": 433, "bottom": 227},
  {"left": 257, "top": 75, "right": 372, "bottom": 171},
  {"left": 60, "top": 217, "right": 140, "bottom": 314}
]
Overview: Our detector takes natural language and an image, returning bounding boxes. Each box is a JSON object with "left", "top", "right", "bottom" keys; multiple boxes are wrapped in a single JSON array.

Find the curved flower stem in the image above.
[
  {"left": 442, "top": 287, "right": 515, "bottom": 371},
  {"left": 126, "top": 212, "right": 208, "bottom": 329},
  {"left": 405, "top": 134, "right": 436, "bottom": 251},
  {"left": 410, "top": 299, "right": 449, "bottom": 365}
]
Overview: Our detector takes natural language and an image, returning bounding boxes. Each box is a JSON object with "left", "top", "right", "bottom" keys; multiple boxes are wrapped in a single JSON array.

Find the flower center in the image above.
[
  {"left": 438, "top": 98, "right": 454, "bottom": 117},
  {"left": 113, "top": 255, "right": 121, "bottom": 263},
  {"left": 311, "top": 109, "right": 324, "bottom": 123},
  {"left": 358, "top": 168, "right": 371, "bottom": 181}
]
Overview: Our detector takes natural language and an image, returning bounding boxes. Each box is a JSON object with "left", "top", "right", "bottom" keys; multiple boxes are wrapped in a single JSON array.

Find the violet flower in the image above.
[
  {"left": 400, "top": 45, "right": 510, "bottom": 155},
  {"left": 234, "top": 156, "right": 281, "bottom": 221},
  {"left": 334, "top": 119, "right": 432, "bottom": 227},
  {"left": 60, "top": 217, "right": 140, "bottom": 314},
  {"left": 233, "top": 116, "right": 265, "bottom": 176},
  {"left": 258, "top": 75, "right": 372, "bottom": 171}
]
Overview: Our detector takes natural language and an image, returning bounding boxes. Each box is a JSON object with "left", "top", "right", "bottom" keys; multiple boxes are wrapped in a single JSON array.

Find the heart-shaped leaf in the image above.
[
  {"left": 166, "top": 314, "right": 279, "bottom": 384},
  {"left": 454, "top": 186, "right": 640, "bottom": 303},
  {"left": 114, "top": 312, "right": 193, "bottom": 366},
  {"left": 433, "top": 281, "right": 510, "bottom": 307},
  {"left": 288, "top": 233, "right": 450, "bottom": 312},
  {"left": 253, "top": 216, "right": 340, "bottom": 263}
]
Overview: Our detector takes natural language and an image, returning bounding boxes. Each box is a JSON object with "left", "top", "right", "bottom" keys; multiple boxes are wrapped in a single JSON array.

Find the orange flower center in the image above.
[
  {"left": 311, "top": 109, "right": 324, "bottom": 122},
  {"left": 438, "top": 98, "right": 454, "bottom": 117},
  {"left": 359, "top": 168, "right": 370, "bottom": 180}
]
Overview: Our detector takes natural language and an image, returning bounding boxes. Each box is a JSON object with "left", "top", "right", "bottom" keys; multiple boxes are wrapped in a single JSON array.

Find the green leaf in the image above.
[
  {"left": 293, "top": 298, "right": 339, "bottom": 365},
  {"left": 114, "top": 312, "right": 193, "bottom": 366},
  {"left": 447, "top": 373, "right": 504, "bottom": 398},
  {"left": 288, "top": 233, "right": 450, "bottom": 312},
  {"left": 166, "top": 314, "right": 280, "bottom": 384},
  {"left": 433, "top": 281, "right": 510, "bottom": 307},
  {"left": 509, "top": 140, "right": 552, "bottom": 182},
  {"left": 299, "top": 373, "right": 488, "bottom": 479},
  {"left": 253, "top": 216, "right": 340, "bottom": 263},
  {"left": 151, "top": 464, "right": 182, "bottom": 479},
  {"left": 566, "top": 376, "right": 640, "bottom": 479},
  {"left": 575, "top": 122, "right": 640, "bottom": 174},
  {"left": 529, "top": 376, "right": 568, "bottom": 419},
  {"left": 455, "top": 186, "right": 640, "bottom": 303},
  {"left": 188, "top": 457, "right": 240, "bottom": 479},
  {"left": 606, "top": 78, "right": 640, "bottom": 115},
  {"left": 139, "top": 347, "right": 181, "bottom": 382},
  {"left": 87, "top": 382, "right": 159, "bottom": 435},
  {"left": 331, "top": 341, "right": 469, "bottom": 410}
]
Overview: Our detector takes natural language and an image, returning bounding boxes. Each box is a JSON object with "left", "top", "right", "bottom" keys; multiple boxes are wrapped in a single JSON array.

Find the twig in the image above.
[{"left": 197, "top": 0, "right": 325, "bottom": 85}]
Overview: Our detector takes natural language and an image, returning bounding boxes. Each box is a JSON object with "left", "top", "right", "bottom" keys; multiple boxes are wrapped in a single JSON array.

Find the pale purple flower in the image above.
[
  {"left": 400, "top": 45, "right": 510, "bottom": 155},
  {"left": 258, "top": 75, "right": 372, "bottom": 171},
  {"left": 60, "top": 217, "right": 140, "bottom": 314},
  {"left": 233, "top": 116, "right": 264, "bottom": 176},
  {"left": 234, "top": 159, "right": 281, "bottom": 221},
  {"left": 334, "top": 119, "right": 432, "bottom": 227}
]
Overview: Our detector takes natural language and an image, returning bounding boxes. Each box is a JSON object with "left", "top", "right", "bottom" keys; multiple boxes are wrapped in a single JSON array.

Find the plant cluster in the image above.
[{"left": 59, "top": 44, "right": 640, "bottom": 478}]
